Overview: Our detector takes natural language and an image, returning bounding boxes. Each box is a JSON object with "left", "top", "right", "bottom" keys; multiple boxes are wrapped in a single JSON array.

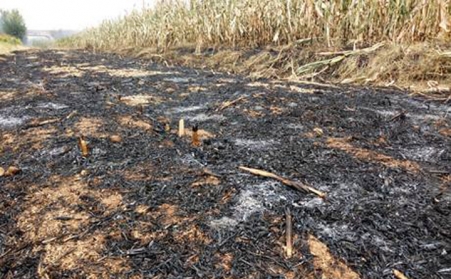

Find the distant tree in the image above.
[{"left": 0, "top": 9, "right": 27, "bottom": 41}]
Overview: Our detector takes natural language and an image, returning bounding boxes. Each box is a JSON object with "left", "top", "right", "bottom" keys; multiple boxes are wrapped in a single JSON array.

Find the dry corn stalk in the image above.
[{"left": 61, "top": 0, "right": 446, "bottom": 51}]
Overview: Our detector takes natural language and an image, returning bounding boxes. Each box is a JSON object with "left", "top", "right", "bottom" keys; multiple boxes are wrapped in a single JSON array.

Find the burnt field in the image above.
[{"left": 0, "top": 49, "right": 450, "bottom": 279}]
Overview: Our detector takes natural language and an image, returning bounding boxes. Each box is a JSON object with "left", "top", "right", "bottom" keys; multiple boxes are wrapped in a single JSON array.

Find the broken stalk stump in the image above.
[
  {"left": 239, "top": 166, "right": 326, "bottom": 198},
  {"left": 286, "top": 208, "right": 293, "bottom": 258},
  {"left": 178, "top": 119, "right": 185, "bottom": 137},
  {"left": 78, "top": 136, "right": 89, "bottom": 157},
  {"left": 393, "top": 269, "right": 409, "bottom": 279},
  {"left": 3, "top": 166, "right": 21, "bottom": 177},
  {"left": 192, "top": 125, "right": 200, "bottom": 147}
]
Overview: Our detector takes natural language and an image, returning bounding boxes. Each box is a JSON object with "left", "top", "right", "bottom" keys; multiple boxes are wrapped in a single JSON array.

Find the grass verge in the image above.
[{"left": 0, "top": 33, "right": 25, "bottom": 54}]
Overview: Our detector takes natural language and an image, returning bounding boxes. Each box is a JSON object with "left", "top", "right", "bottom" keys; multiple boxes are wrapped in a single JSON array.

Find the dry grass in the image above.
[
  {"left": 58, "top": 0, "right": 451, "bottom": 91},
  {"left": 326, "top": 137, "right": 421, "bottom": 173},
  {"left": 0, "top": 34, "right": 25, "bottom": 54}
]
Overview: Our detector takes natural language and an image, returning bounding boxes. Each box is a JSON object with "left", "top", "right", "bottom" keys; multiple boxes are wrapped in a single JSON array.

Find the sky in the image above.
[{"left": 0, "top": 0, "right": 157, "bottom": 30}]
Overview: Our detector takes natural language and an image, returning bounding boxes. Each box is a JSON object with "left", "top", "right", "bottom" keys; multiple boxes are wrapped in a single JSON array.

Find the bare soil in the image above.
[{"left": 0, "top": 49, "right": 450, "bottom": 279}]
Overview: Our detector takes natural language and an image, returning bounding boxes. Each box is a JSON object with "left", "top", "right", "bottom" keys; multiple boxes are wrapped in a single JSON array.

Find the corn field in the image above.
[{"left": 60, "top": 0, "right": 451, "bottom": 51}]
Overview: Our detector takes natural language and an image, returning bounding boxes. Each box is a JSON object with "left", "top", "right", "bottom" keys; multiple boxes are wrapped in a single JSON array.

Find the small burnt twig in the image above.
[
  {"left": 202, "top": 168, "right": 222, "bottom": 178},
  {"left": 216, "top": 96, "right": 246, "bottom": 111},
  {"left": 64, "top": 110, "right": 78, "bottom": 120},
  {"left": 239, "top": 166, "right": 326, "bottom": 198},
  {"left": 389, "top": 110, "right": 406, "bottom": 122}
]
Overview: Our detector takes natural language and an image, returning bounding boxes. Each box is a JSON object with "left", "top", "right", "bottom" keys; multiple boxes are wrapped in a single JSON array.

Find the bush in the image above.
[{"left": 0, "top": 9, "right": 27, "bottom": 41}]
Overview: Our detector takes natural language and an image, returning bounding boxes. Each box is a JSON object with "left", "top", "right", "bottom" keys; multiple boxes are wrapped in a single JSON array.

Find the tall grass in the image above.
[{"left": 61, "top": 0, "right": 451, "bottom": 51}]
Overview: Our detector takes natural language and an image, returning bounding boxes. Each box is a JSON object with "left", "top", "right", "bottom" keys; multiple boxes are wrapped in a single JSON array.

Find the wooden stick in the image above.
[
  {"left": 65, "top": 110, "right": 78, "bottom": 120},
  {"left": 202, "top": 168, "right": 222, "bottom": 178},
  {"left": 178, "top": 119, "right": 185, "bottom": 137},
  {"left": 285, "top": 208, "right": 293, "bottom": 258},
  {"left": 239, "top": 166, "right": 326, "bottom": 198},
  {"left": 393, "top": 269, "right": 409, "bottom": 279},
  {"left": 389, "top": 110, "right": 406, "bottom": 122},
  {"left": 24, "top": 118, "right": 60, "bottom": 129}
]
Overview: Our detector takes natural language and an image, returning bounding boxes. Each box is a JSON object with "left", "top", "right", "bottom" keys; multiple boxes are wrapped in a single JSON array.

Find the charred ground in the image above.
[{"left": 0, "top": 49, "right": 450, "bottom": 278}]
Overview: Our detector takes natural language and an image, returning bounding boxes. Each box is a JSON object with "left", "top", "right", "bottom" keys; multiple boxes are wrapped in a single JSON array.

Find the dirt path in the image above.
[{"left": 0, "top": 49, "right": 450, "bottom": 279}]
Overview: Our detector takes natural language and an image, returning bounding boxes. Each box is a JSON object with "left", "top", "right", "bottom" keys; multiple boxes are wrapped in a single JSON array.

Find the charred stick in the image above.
[{"left": 239, "top": 166, "right": 326, "bottom": 198}]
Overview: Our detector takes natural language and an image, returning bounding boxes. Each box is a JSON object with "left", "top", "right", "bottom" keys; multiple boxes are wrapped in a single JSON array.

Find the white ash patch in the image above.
[
  {"left": 287, "top": 123, "right": 305, "bottom": 130},
  {"left": 410, "top": 113, "right": 442, "bottom": 122},
  {"left": 164, "top": 77, "right": 190, "bottom": 83},
  {"left": 216, "top": 78, "right": 236, "bottom": 84},
  {"left": 397, "top": 96, "right": 451, "bottom": 115},
  {"left": 360, "top": 106, "right": 445, "bottom": 122},
  {"left": 329, "top": 183, "right": 362, "bottom": 199},
  {"left": 185, "top": 113, "right": 226, "bottom": 122},
  {"left": 388, "top": 183, "right": 419, "bottom": 196},
  {"left": 91, "top": 147, "right": 107, "bottom": 156},
  {"left": 360, "top": 107, "right": 396, "bottom": 117},
  {"left": 0, "top": 115, "right": 29, "bottom": 128},
  {"left": 234, "top": 138, "right": 276, "bottom": 150},
  {"left": 316, "top": 223, "right": 358, "bottom": 242},
  {"left": 0, "top": 105, "right": 22, "bottom": 113},
  {"left": 36, "top": 102, "right": 68, "bottom": 110},
  {"left": 171, "top": 105, "right": 205, "bottom": 113},
  {"left": 401, "top": 146, "right": 445, "bottom": 162},
  {"left": 232, "top": 189, "right": 263, "bottom": 221},
  {"left": 210, "top": 181, "right": 291, "bottom": 228},
  {"left": 209, "top": 217, "right": 239, "bottom": 230},
  {"left": 287, "top": 102, "right": 298, "bottom": 107},
  {"left": 233, "top": 181, "right": 287, "bottom": 221},
  {"left": 361, "top": 232, "right": 393, "bottom": 252},
  {"left": 178, "top": 154, "right": 205, "bottom": 167},
  {"left": 37, "top": 146, "right": 69, "bottom": 158},
  {"left": 293, "top": 197, "right": 325, "bottom": 208}
]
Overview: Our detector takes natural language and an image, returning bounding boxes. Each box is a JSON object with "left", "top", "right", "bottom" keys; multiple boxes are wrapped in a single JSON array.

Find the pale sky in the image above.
[{"left": 0, "top": 0, "right": 157, "bottom": 30}]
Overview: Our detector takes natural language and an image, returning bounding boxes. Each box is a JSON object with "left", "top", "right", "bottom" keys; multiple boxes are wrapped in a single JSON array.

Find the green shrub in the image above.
[{"left": 0, "top": 9, "right": 27, "bottom": 41}]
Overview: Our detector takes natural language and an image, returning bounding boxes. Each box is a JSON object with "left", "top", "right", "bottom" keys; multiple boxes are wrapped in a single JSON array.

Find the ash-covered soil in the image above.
[{"left": 0, "top": 49, "right": 450, "bottom": 279}]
